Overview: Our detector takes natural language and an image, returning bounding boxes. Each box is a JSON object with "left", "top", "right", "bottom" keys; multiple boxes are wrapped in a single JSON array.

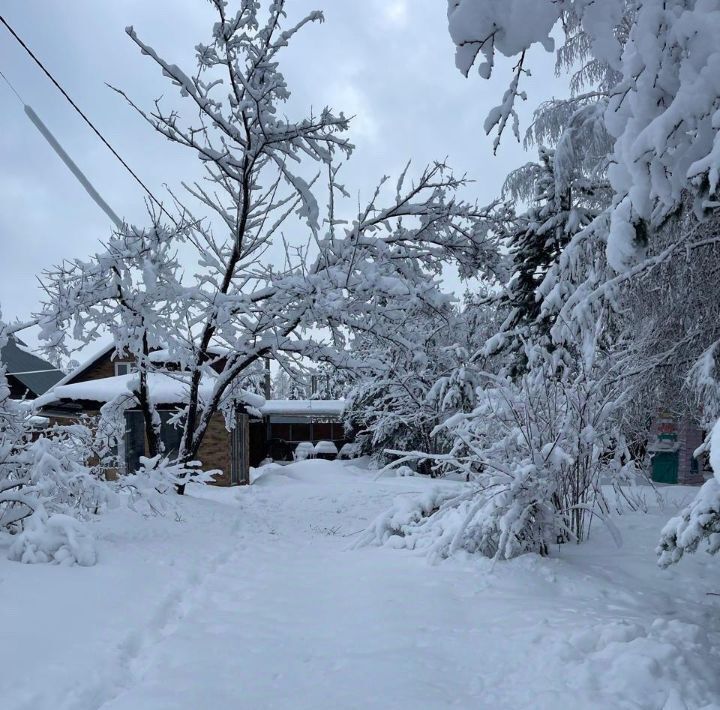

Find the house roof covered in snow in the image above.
[
  {"left": 2, "top": 336, "right": 64, "bottom": 398},
  {"left": 34, "top": 372, "right": 265, "bottom": 411},
  {"left": 55, "top": 341, "right": 235, "bottom": 388}
]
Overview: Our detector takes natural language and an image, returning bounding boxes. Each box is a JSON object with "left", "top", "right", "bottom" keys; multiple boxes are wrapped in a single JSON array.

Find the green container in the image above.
[{"left": 651, "top": 451, "right": 679, "bottom": 484}]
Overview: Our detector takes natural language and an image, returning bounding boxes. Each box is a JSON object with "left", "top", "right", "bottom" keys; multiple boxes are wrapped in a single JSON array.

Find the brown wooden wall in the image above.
[
  {"left": 70, "top": 349, "right": 124, "bottom": 383},
  {"left": 196, "top": 412, "right": 233, "bottom": 486}
]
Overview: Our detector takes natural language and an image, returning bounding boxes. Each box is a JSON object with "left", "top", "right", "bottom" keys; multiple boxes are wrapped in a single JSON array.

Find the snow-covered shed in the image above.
[
  {"left": 33, "top": 345, "right": 255, "bottom": 485},
  {"left": 250, "top": 399, "right": 347, "bottom": 467}
]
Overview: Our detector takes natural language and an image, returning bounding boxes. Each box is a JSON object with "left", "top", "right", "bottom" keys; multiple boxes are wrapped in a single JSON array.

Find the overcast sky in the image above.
[{"left": 0, "top": 1, "right": 566, "bottom": 348}]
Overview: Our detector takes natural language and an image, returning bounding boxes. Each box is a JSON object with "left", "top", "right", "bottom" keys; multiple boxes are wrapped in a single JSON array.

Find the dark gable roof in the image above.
[{"left": 2, "top": 336, "right": 65, "bottom": 397}]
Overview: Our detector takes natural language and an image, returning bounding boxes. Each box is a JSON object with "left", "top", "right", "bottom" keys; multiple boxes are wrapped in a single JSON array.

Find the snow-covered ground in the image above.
[{"left": 1, "top": 459, "right": 718, "bottom": 710}]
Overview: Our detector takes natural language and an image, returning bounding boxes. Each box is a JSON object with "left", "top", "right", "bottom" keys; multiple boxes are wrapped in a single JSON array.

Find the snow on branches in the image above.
[
  {"left": 343, "top": 297, "right": 500, "bottom": 472},
  {"left": 39, "top": 0, "right": 502, "bottom": 484},
  {"left": 446, "top": 1, "right": 720, "bottom": 566},
  {"left": 657, "top": 476, "right": 720, "bottom": 567},
  {"left": 368, "top": 346, "right": 635, "bottom": 561},
  {"left": 447, "top": 0, "right": 720, "bottom": 268}
]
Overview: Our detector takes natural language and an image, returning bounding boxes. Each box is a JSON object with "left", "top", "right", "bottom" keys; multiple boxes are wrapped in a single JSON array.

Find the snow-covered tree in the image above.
[
  {"left": 447, "top": 0, "right": 720, "bottom": 265},
  {"left": 41, "top": 218, "right": 184, "bottom": 463},
  {"left": 40, "top": 1, "right": 499, "bottom": 490},
  {"left": 489, "top": 146, "right": 602, "bottom": 371},
  {"left": 446, "top": 0, "right": 720, "bottom": 564},
  {"left": 271, "top": 369, "right": 296, "bottom": 400},
  {"left": 345, "top": 296, "right": 502, "bottom": 473},
  {"left": 343, "top": 304, "right": 459, "bottom": 470}
]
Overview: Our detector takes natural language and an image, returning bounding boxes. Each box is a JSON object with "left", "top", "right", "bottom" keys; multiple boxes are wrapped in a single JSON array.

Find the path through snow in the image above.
[{"left": 2, "top": 460, "right": 719, "bottom": 709}]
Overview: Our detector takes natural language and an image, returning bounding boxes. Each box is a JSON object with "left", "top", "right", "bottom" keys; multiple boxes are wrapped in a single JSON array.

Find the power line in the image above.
[
  {"left": 0, "top": 14, "right": 177, "bottom": 226},
  {"left": 0, "top": 66, "right": 24, "bottom": 103},
  {"left": 25, "top": 104, "right": 124, "bottom": 228},
  {"left": 2, "top": 63, "right": 124, "bottom": 227}
]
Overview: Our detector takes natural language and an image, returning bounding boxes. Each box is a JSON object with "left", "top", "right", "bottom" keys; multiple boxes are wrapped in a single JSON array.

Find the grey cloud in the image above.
[{"left": 0, "top": 1, "right": 566, "bottom": 345}]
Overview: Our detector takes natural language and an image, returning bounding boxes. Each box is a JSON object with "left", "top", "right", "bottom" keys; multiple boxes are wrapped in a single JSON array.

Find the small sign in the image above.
[{"left": 650, "top": 414, "right": 678, "bottom": 452}]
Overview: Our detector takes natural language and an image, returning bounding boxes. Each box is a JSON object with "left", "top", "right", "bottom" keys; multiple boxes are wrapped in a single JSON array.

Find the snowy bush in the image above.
[
  {"left": 22, "top": 434, "right": 113, "bottom": 518},
  {"left": 0, "top": 422, "right": 110, "bottom": 567},
  {"left": 8, "top": 510, "right": 97, "bottom": 567},
  {"left": 355, "top": 486, "right": 459, "bottom": 555},
  {"left": 370, "top": 348, "right": 634, "bottom": 561},
  {"left": 0, "top": 319, "right": 111, "bottom": 565},
  {"left": 116, "top": 455, "right": 216, "bottom": 517}
]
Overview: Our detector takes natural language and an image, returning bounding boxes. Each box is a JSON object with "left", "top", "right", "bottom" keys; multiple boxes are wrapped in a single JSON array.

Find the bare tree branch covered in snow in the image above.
[{"left": 343, "top": 296, "right": 504, "bottom": 475}]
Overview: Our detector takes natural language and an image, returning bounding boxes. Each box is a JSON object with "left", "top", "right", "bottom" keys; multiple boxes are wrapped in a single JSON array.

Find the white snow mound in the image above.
[{"left": 8, "top": 512, "right": 97, "bottom": 566}]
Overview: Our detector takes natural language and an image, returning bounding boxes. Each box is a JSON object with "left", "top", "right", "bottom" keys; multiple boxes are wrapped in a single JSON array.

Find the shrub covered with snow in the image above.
[
  {"left": 355, "top": 486, "right": 459, "bottom": 554},
  {"left": 1, "top": 317, "right": 216, "bottom": 566},
  {"left": 0, "top": 420, "right": 109, "bottom": 567},
  {"left": 0, "top": 319, "right": 115, "bottom": 565},
  {"left": 116, "top": 455, "right": 216, "bottom": 516},
  {"left": 367, "top": 347, "right": 635, "bottom": 561},
  {"left": 8, "top": 510, "right": 97, "bottom": 566}
]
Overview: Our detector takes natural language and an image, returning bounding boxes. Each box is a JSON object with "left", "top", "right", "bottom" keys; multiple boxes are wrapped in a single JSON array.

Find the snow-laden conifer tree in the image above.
[
  {"left": 40, "top": 1, "right": 499, "bottom": 490},
  {"left": 489, "top": 146, "right": 603, "bottom": 372}
]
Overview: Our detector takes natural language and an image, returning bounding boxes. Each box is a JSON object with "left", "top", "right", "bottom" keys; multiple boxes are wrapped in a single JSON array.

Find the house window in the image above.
[
  {"left": 123, "top": 410, "right": 184, "bottom": 473},
  {"left": 115, "top": 362, "right": 132, "bottom": 376}
]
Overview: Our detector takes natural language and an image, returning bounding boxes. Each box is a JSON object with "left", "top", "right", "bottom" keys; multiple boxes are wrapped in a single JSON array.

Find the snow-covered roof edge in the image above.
[
  {"left": 259, "top": 399, "right": 345, "bottom": 417},
  {"left": 34, "top": 371, "right": 266, "bottom": 411},
  {"left": 51, "top": 342, "right": 116, "bottom": 389}
]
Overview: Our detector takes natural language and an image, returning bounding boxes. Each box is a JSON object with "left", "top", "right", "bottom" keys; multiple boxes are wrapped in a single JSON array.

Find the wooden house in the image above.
[{"left": 34, "top": 344, "right": 347, "bottom": 485}]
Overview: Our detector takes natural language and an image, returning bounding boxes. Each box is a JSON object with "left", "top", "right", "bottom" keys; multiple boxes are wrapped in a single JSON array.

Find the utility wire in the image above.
[
  {"left": 0, "top": 14, "right": 177, "bottom": 226},
  {"left": 1, "top": 64, "right": 123, "bottom": 227},
  {"left": 0, "top": 66, "right": 23, "bottom": 103},
  {"left": 25, "top": 104, "right": 124, "bottom": 228}
]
